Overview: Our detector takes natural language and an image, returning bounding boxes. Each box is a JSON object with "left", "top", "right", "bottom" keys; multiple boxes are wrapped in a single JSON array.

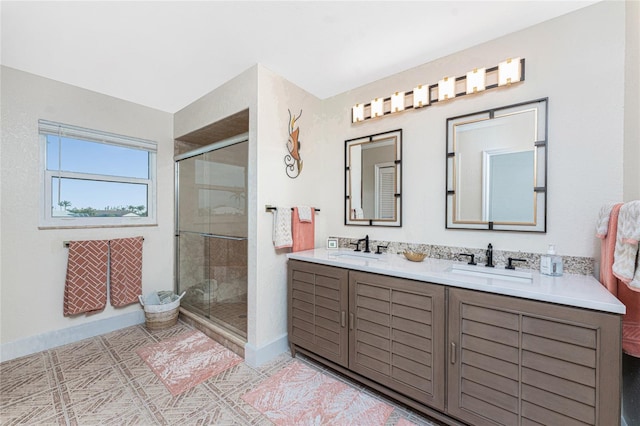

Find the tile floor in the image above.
[{"left": 0, "top": 321, "right": 442, "bottom": 425}]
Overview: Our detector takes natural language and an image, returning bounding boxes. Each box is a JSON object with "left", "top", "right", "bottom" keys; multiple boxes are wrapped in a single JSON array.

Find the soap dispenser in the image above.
[{"left": 540, "top": 244, "right": 563, "bottom": 276}]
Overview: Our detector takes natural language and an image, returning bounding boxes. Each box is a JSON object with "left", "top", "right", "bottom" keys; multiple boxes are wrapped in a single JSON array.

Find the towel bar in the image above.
[
  {"left": 265, "top": 205, "right": 320, "bottom": 213},
  {"left": 63, "top": 237, "right": 145, "bottom": 248}
]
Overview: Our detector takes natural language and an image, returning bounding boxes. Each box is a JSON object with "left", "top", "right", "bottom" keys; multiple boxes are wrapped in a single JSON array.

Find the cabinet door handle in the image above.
[
  {"left": 450, "top": 342, "right": 457, "bottom": 364},
  {"left": 349, "top": 313, "right": 354, "bottom": 330},
  {"left": 341, "top": 311, "right": 346, "bottom": 328}
]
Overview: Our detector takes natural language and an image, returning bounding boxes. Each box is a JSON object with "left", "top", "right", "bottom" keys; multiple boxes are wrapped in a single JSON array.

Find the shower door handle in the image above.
[
  {"left": 177, "top": 231, "right": 248, "bottom": 241},
  {"left": 202, "top": 233, "right": 247, "bottom": 241}
]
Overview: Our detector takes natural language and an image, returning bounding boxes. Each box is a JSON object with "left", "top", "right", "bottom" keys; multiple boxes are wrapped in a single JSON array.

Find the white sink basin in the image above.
[
  {"left": 447, "top": 263, "right": 533, "bottom": 283},
  {"left": 330, "top": 251, "right": 380, "bottom": 261}
]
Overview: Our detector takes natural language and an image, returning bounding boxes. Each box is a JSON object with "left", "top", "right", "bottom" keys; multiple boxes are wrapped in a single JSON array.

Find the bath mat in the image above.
[
  {"left": 241, "top": 360, "right": 394, "bottom": 425},
  {"left": 136, "top": 330, "right": 242, "bottom": 396},
  {"left": 395, "top": 419, "right": 418, "bottom": 426}
]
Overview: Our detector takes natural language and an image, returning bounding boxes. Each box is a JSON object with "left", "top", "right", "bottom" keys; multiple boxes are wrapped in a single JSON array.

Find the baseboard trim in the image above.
[
  {"left": 244, "top": 333, "right": 288, "bottom": 368},
  {"left": 0, "top": 311, "right": 145, "bottom": 362}
]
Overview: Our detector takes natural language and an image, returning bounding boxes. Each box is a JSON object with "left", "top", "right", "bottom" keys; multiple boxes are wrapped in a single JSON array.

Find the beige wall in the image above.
[
  {"left": 624, "top": 0, "right": 640, "bottom": 201},
  {"left": 253, "top": 65, "right": 324, "bottom": 352},
  {"left": 0, "top": 66, "right": 174, "bottom": 347},
  {"left": 320, "top": 1, "right": 629, "bottom": 259}
]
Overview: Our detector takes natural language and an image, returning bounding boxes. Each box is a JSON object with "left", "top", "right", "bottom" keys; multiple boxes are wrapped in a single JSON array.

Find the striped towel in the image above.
[
  {"left": 297, "top": 206, "right": 313, "bottom": 223},
  {"left": 595, "top": 202, "right": 617, "bottom": 239},
  {"left": 64, "top": 240, "right": 109, "bottom": 316},
  {"left": 110, "top": 236, "right": 144, "bottom": 307},
  {"left": 599, "top": 203, "right": 640, "bottom": 357},
  {"left": 273, "top": 207, "right": 293, "bottom": 249},
  {"left": 613, "top": 200, "right": 640, "bottom": 289}
]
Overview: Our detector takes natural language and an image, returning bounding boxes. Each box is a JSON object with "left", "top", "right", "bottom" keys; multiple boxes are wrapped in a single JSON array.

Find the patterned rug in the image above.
[
  {"left": 242, "top": 360, "right": 395, "bottom": 425},
  {"left": 136, "top": 330, "right": 242, "bottom": 396}
]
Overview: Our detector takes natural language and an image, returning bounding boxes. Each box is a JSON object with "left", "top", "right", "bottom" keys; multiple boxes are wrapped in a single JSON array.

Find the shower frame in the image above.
[{"left": 174, "top": 132, "right": 249, "bottom": 339}]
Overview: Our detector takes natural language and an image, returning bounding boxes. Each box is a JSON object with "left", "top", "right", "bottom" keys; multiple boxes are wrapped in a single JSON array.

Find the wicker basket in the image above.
[{"left": 139, "top": 292, "right": 185, "bottom": 330}]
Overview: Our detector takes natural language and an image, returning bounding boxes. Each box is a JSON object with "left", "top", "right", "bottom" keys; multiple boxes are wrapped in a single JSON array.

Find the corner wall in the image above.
[
  {"left": 251, "top": 65, "right": 324, "bottom": 361},
  {"left": 172, "top": 65, "right": 326, "bottom": 365},
  {"left": 0, "top": 66, "right": 174, "bottom": 357}
]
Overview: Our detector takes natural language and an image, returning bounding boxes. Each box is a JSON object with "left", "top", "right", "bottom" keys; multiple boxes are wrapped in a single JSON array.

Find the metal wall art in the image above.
[{"left": 285, "top": 109, "right": 303, "bottom": 178}]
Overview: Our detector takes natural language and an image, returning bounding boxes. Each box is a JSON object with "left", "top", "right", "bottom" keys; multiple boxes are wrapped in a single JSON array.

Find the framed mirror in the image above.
[
  {"left": 446, "top": 98, "right": 547, "bottom": 232},
  {"left": 345, "top": 129, "right": 402, "bottom": 226}
]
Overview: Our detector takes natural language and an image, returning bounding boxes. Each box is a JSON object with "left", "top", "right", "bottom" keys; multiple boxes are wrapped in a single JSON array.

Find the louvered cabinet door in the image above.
[
  {"left": 287, "top": 260, "right": 349, "bottom": 367},
  {"left": 448, "top": 288, "right": 621, "bottom": 426},
  {"left": 349, "top": 271, "right": 446, "bottom": 410}
]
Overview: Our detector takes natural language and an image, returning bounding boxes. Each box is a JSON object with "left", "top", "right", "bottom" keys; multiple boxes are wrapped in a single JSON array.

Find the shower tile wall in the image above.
[
  {"left": 208, "top": 237, "right": 248, "bottom": 303},
  {"left": 205, "top": 237, "right": 248, "bottom": 338},
  {"left": 179, "top": 233, "right": 207, "bottom": 291}
]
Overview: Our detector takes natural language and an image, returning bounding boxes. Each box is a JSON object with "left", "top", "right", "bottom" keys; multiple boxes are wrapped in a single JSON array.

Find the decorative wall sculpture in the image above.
[{"left": 285, "top": 109, "right": 303, "bottom": 178}]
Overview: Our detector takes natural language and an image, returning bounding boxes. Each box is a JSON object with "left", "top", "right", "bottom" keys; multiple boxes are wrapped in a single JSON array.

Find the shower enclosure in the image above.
[{"left": 175, "top": 134, "right": 248, "bottom": 339}]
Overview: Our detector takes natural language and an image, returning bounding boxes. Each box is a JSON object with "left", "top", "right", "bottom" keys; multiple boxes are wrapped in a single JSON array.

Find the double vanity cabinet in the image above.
[{"left": 287, "top": 250, "right": 625, "bottom": 426}]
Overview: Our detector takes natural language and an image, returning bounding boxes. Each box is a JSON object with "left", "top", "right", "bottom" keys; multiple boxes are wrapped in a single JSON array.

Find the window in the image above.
[{"left": 39, "top": 120, "right": 157, "bottom": 227}]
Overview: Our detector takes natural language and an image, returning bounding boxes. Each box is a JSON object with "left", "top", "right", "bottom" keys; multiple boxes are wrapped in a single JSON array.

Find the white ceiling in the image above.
[{"left": 1, "top": 1, "right": 597, "bottom": 113}]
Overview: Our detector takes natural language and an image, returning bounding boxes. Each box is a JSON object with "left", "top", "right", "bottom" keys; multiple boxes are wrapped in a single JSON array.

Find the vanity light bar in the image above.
[{"left": 351, "top": 58, "right": 525, "bottom": 123}]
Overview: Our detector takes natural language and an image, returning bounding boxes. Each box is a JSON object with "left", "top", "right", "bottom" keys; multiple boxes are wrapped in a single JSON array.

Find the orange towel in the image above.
[
  {"left": 292, "top": 207, "right": 315, "bottom": 252},
  {"left": 599, "top": 203, "right": 640, "bottom": 357},
  {"left": 109, "top": 236, "right": 144, "bottom": 307},
  {"left": 64, "top": 240, "right": 109, "bottom": 316}
]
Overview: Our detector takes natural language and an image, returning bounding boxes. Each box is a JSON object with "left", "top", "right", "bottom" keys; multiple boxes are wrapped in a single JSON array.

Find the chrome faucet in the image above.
[{"left": 485, "top": 243, "right": 494, "bottom": 267}]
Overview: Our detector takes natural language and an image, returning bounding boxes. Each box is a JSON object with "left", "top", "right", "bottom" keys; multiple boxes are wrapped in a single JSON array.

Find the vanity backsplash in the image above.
[{"left": 336, "top": 237, "right": 594, "bottom": 276}]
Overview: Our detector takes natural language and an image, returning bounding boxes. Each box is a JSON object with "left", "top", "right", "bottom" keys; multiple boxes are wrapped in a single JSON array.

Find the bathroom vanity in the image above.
[{"left": 287, "top": 249, "right": 625, "bottom": 426}]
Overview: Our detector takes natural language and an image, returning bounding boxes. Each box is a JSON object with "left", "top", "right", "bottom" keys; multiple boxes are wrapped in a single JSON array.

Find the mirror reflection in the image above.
[
  {"left": 446, "top": 98, "right": 547, "bottom": 232},
  {"left": 345, "top": 129, "right": 402, "bottom": 227}
]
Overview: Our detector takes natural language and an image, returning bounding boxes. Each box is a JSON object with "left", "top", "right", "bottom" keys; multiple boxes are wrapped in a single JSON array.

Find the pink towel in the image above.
[
  {"left": 292, "top": 207, "right": 315, "bottom": 252},
  {"left": 64, "top": 240, "right": 109, "bottom": 316},
  {"left": 110, "top": 236, "right": 144, "bottom": 307},
  {"left": 599, "top": 203, "right": 640, "bottom": 357}
]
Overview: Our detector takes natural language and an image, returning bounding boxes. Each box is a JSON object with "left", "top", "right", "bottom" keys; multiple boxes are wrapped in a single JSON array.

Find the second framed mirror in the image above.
[
  {"left": 345, "top": 129, "right": 402, "bottom": 227},
  {"left": 446, "top": 98, "right": 548, "bottom": 232}
]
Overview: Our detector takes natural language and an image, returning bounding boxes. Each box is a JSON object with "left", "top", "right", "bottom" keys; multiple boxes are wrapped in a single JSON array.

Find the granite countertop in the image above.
[{"left": 287, "top": 248, "right": 626, "bottom": 315}]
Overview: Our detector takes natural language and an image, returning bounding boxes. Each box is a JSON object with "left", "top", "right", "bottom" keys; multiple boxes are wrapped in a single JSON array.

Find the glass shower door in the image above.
[{"left": 175, "top": 138, "right": 248, "bottom": 339}]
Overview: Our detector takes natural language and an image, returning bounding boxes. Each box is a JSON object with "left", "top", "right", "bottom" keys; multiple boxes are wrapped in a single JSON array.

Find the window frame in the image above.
[{"left": 39, "top": 120, "right": 157, "bottom": 228}]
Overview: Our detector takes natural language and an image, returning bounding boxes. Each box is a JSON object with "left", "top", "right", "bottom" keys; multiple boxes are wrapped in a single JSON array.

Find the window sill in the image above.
[{"left": 38, "top": 223, "right": 158, "bottom": 230}]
